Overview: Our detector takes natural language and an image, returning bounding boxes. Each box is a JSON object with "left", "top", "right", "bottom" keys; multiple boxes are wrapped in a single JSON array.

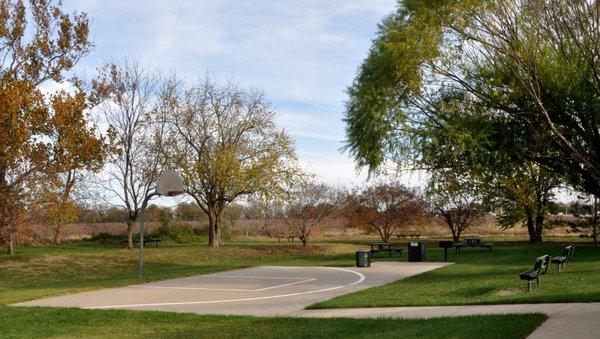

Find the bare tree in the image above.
[
  {"left": 93, "top": 60, "right": 165, "bottom": 249},
  {"left": 158, "top": 75, "right": 298, "bottom": 248},
  {"left": 346, "top": 181, "right": 425, "bottom": 242},
  {"left": 283, "top": 180, "right": 337, "bottom": 247},
  {"left": 426, "top": 173, "right": 485, "bottom": 242},
  {"left": 246, "top": 195, "right": 282, "bottom": 237}
]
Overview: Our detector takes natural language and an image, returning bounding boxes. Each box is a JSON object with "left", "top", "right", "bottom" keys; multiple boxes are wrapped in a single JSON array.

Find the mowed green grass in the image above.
[
  {"left": 3, "top": 238, "right": 587, "bottom": 338},
  {"left": 2, "top": 306, "right": 547, "bottom": 339},
  {"left": 310, "top": 241, "right": 600, "bottom": 309},
  {"left": 0, "top": 240, "right": 360, "bottom": 305}
]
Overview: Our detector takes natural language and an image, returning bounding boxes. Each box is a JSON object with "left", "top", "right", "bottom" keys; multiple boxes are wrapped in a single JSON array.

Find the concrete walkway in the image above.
[{"left": 293, "top": 302, "right": 600, "bottom": 339}]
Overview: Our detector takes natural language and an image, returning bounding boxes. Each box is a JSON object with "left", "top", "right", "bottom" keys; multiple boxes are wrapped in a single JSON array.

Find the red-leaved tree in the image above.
[{"left": 346, "top": 181, "right": 425, "bottom": 242}]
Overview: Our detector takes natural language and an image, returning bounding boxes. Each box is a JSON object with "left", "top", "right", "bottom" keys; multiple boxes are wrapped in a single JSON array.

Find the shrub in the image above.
[
  {"left": 150, "top": 224, "right": 207, "bottom": 244},
  {"left": 86, "top": 232, "right": 123, "bottom": 245}
]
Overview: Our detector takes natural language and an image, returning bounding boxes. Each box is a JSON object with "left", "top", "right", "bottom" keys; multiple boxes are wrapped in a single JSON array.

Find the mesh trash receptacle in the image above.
[
  {"left": 355, "top": 250, "right": 371, "bottom": 267},
  {"left": 408, "top": 242, "right": 425, "bottom": 262}
]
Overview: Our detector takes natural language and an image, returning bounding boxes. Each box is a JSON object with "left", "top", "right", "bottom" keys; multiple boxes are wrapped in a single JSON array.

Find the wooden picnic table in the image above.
[
  {"left": 367, "top": 242, "right": 403, "bottom": 257},
  {"left": 464, "top": 237, "right": 482, "bottom": 246},
  {"left": 395, "top": 234, "right": 421, "bottom": 239},
  {"left": 455, "top": 237, "right": 493, "bottom": 253},
  {"left": 123, "top": 234, "right": 162, "bottom": 247}
]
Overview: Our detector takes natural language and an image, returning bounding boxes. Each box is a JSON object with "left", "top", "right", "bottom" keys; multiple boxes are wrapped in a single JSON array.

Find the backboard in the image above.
[{"left": 156, "top": 170, "right": 185, "bottom": 196}]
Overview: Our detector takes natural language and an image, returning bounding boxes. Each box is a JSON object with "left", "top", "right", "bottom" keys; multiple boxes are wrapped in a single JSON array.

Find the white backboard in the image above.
[{"left": 156, "top": 170, "right": 185, "bottom": 196}]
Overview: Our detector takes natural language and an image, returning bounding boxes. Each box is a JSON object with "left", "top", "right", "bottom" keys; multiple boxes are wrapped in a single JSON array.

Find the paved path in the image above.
[
  {"left": 14, "top": 262, "right": 450, "bottom": 316},
  {"left": 294, "top": 302, "right": 600, "bottom": 339}
]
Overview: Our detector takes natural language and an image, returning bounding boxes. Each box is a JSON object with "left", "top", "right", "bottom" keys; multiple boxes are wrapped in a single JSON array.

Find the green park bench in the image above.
[
  {"left": 518, "top": 255, "right": 549, "bottom": 292},
  {"left": 551, "top": 246, "right": 574, "bottom": 273}
]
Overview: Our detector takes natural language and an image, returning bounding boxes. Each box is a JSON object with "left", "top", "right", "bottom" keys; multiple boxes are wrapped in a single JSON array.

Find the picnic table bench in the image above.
[
  {"left": 123, "top": 234, "right": 162, "bottom": 247},
  {"left": 395, "top": 233, "right": 421, "bottom": 239},
  {"left": 368, "top": 242, "right": 403, "bottom": 257},
  {"left": 454, "top": 237, "right": 493, "bottom": 253},
  {"left": 275, "top": 235, "right": 296, "bottom": 242}
]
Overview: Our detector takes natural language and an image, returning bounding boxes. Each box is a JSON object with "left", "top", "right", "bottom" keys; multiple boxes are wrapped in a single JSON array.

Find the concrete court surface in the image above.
[{"left": 14, "top": 261, "right": 451, "bottom": 316}]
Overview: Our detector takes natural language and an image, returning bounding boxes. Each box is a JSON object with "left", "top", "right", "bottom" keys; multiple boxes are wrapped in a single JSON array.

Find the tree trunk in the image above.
[
  {"left": 452, "top": 230, "right": 460, "bottom": 242},
  {"left": 53, "top": 225, "right": 63, "bottom": 245},
  {"left": 592, "top": 196, "right": 598, "bottom": 247},
  {"left": 526, "top": 216, "right": 535, "bottom": 242},
  {"left": 126, "top": 220, "right": 135, "bottom": 249},
  {"left": 54, "top": 174, "right": 75, "bottom": 246},
  {"left": 7, "top": 233, "right": 14, "bottom": 255},
  {"left": 382, "top": 226, "right": 392, "bottom": 242},
  {"left": 533, "top": 210, "right": 544, "bottom": 242},
  {"left": 208, "top": 211, "right": 221, "bottom": 248},
  {"left": 442, "top": 212, "right": 459, "bottom": 241},
  {"left": 450, "top": 223, "right": 459, "bottom": 242},
  {"left": 300, "top": 235, "right": 307, "bottom": 247},
  {"left": 376, "top": 227, "right": 386, "bottom": 242},
  {"left": 525, "top": 208, "right": 541, "bottom": 242}
]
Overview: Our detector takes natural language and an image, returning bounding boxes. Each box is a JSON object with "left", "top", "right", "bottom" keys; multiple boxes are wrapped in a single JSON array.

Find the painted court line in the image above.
[
  {"left": 85, "top": 267, "right": 365, "bottom": 310},
  {"left": 130, "top": 286, "right": 256, "bottom": 292},
  {"left": 129, "top": 278, "right": 318, "bottom": 292},
  {"left": 213, "top": 275, "right": 316, "bottom": 280},
  {"left": 255, "top": 278, "right": 317, "bottom": 291}
]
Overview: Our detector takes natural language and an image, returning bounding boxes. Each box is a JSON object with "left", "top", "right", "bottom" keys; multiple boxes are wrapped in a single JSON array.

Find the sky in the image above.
[{"left": 63, "top": 0, "right": 400, "bottom": 187}]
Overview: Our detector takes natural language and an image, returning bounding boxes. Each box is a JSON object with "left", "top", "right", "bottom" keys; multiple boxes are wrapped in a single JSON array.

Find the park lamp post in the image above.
[{"left": 139, "top": 170, "right": 185, "bottom": 279}]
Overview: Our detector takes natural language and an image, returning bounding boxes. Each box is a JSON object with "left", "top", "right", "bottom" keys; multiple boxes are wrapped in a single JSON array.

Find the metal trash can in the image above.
[
  {"left": 408, "top": 242, "right": 425, "bottom": 262},
  {"left": 355, "top": 250, "right": 371, "bottom": 267}
]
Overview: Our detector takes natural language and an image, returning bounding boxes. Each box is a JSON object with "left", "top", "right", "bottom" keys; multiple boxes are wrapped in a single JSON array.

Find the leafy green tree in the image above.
[
  {"left": 175, "top": 202, "right": 207, "bottom": 222},
  {"left": 342, "top": 1, "right": 595, "bottom": 241},
  {"left": 483, "top": 164, "right": 558, "bottom": 242},
  {"left": 425, "top": 171, "right": 486, "bottom": 242},
  {"left": 344, "top": 0, "right": 600, "bottom": 197},
  {"left": 416, "top": 96, "right": 561, "bottom": 242}
]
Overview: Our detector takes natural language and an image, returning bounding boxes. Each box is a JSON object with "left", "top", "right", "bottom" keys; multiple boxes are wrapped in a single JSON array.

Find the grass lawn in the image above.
[
  {"left": 310, "top": 241, "right": 600, "bottom": 309},
  {"left": 2, "top": 306, "right": 547, "bottom": 339},
  {"left": 3, "top": 238, "right": 590, "bottom": 337},
  {"left": 0, "top": 240, "right": 361, "bottom": 305}
]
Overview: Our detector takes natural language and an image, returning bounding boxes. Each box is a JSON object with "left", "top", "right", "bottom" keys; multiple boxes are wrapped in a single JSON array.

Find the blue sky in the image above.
[{"left": 63, "top": 0, "right": 397, "bottom": 186}]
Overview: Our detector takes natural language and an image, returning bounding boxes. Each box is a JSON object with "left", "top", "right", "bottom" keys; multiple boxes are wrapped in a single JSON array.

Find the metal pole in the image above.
[{"left": 139, "top": 192, "right": 159, "bottom": 279}]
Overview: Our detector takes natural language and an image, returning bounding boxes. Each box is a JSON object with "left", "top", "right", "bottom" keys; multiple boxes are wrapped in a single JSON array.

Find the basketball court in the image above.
[{"left": 14, "top": 262, "right": 451, "bottom": 316}]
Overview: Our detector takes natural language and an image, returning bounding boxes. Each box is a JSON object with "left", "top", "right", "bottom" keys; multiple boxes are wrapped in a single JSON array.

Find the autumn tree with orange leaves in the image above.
[
  {"left": 0, "top": 0, "right": 106, "bottom": 254},
  {"left": 346, "top": 181, "right": 425, "bottom": 242}
]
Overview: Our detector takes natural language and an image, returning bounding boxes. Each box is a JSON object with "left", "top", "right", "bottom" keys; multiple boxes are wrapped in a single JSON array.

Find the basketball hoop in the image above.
[
  {"left": 139, "top": 170, "right": 186, "bottom": 279},
  {"left": 156, "top": 170, "right": 185, "bottom": 196}
]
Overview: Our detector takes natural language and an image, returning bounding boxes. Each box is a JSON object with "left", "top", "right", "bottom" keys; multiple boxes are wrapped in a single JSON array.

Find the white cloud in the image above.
[
  {"left": 278, "top": 110, "right": 345, "bottom": 142},
  {"left": 66, "top": 0, "right": 397, "bottom": 186}
]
